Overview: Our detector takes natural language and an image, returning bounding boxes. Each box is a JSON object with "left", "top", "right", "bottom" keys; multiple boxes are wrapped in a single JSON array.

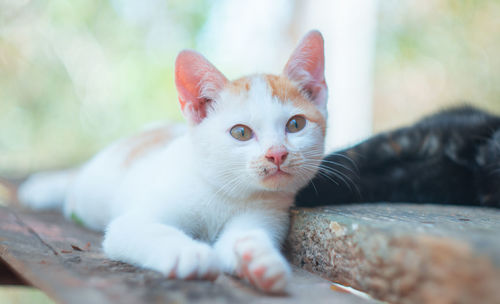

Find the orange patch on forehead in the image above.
[
  {"left": 264, "top": 74, "right": 303, "bottom": 102},
  {"left": 122, "top": 127, "right": 172, "bottom": 167},
  {"left": 264, "top": 74, "right": 326, "bottom": 134},
  {"left": 227, "top": 77, "right": 252, "bottom": 95}
]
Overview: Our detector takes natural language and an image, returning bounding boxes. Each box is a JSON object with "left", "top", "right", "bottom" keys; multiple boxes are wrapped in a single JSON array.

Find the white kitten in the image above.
[{"left": 19, "top": 30, "right": 328, "bottom": 293}]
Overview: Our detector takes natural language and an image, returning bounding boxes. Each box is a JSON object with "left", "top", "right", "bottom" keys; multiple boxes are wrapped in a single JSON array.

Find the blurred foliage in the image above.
[
  {"left": 0, "top": 286, "right": 54, "bottom": 304},
  {"left": 374, "top": 0, "right": 500, "bottom": 132},
  {"left": 0, "top": 0, "right": 211, "bottom": 176}
]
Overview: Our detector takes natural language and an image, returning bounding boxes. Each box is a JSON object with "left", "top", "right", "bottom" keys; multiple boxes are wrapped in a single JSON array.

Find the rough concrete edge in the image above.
[{"left": 286, "top": 209, "right": 500, "bottom": 304}]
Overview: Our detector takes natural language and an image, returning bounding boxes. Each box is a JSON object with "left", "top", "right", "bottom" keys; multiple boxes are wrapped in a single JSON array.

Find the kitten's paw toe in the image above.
[
  {"left": 165, "top": 242, "right": 220, "bottom": 280},
  {"left": 234, "top": 237, "right": 290, "bottom": 293}
]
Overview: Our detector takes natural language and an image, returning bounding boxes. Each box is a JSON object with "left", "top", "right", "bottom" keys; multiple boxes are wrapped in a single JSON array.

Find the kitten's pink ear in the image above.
[
  {"left": 175, "top": 50, "right": 228, "bottom": 124},
  {"left": 284, "top": 30, "right": 327, "bottom": 108}
]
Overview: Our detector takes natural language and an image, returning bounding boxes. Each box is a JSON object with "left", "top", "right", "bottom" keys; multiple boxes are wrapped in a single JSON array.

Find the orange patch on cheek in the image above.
[
  {"left": 122, "top": 127, "right": 172, "bottom": 167},
  {"left": 264, "top": 74, "right": 326, "bottom": 135},
  {"left": 294, "top": 102, "right": 326, "bottom": 136}
]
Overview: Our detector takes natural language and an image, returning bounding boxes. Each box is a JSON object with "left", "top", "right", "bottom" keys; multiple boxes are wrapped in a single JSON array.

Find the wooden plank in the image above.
[
  {"left": 287, "top": 204, "right": 500, "bottom": 304},
  {"left": 0, "top": 259, "right": 26, "bottom": 285},
  {"left": 0, "top": 206, "right": 372, "bottom": 304}
]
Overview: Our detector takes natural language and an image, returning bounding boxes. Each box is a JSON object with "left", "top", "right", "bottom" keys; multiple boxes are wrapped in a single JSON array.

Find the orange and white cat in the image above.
[{"left": 19, "top": 31, "right": 328, "bottom": 293}]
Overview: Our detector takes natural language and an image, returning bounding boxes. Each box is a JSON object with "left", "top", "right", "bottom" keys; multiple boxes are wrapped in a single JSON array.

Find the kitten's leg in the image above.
[
  {"left": 103, "top": 213, "right": 220, "bottom": 280},
  {"left": 214, "top": 211, "right": 290, "bottom": 293}
]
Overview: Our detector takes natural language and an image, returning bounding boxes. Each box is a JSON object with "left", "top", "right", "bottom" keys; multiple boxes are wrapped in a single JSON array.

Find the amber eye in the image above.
[
  {"left": 230, "top": 124, "right": 253, "bottom": 141},
  {"left": 286, "top": 115, "right": 306, "bottom": 133}
]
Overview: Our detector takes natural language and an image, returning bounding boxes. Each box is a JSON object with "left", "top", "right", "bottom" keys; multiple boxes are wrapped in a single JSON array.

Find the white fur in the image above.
[
  {"left": 20, "top": 73, "right": 326, "bottom": 293},
  {"left": 18, "top": 169, "right": 75, "bottom": 210}
]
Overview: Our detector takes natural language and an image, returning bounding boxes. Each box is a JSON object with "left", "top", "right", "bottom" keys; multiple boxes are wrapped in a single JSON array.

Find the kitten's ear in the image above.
[
  {"left": 284, "top": 30, "right": 327, "bottom": 108},
  {"left": 175, "top": 50, "right": 228, "bottom": 124}
]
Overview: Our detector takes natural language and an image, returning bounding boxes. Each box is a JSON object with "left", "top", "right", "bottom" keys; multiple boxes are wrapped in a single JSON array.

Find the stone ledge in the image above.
[{"left": 286, "top": 204, "right": 500, "bottom": 304}]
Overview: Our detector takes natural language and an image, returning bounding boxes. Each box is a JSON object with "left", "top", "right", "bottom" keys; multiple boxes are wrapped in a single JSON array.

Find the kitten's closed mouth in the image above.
[{"left": 265, "top": 169, "right": 291, "bottom": 179}]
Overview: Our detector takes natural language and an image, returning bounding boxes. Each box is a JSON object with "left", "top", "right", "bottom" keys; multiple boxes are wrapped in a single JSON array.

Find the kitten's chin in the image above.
[{"left": 259, "top": 170, "right": 295, "bottom": 191}]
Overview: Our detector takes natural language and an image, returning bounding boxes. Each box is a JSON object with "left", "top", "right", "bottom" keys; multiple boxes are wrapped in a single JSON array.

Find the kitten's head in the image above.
[{"left": 175, "top": 31, "right": 327, "bottom": 196}]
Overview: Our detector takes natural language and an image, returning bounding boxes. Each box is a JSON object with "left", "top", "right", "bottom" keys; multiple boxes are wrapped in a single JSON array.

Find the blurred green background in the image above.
[
  {"left": 0, "top": 0, "right": 210, "bottom": 176},
  {"left": 374, "top": 0, "right": 500, "bottom": 131},
  {"left": 1, "top": 0, "right": 499, "bottom": 177}
]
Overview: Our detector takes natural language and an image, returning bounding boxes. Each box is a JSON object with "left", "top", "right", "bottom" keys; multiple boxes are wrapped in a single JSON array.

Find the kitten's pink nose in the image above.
[{"left": 265, "top": 146, "right": 288, "bottom": 167}]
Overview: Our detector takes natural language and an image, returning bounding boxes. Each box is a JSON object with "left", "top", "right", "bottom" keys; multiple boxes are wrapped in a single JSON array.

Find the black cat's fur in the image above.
[{"left": 295, "top": 106, "right": 500, "bottom": 208}]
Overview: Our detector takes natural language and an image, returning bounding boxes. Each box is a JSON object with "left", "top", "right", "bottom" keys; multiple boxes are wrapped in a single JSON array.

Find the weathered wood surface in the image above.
[
  {"left": 0, "top": 206, "right": 372, "bottom": 304},
  {"left": 0, "top": 259, "right": 25, "bottom": 285},
  {"left": 4, "top": 175, "right": 498, "bottom": 304},
  {"left": 287, "top": 204, "right": 500, "bottom": 304}
]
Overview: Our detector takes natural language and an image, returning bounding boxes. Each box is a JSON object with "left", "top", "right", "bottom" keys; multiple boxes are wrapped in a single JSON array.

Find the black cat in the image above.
[{"left": 295, "top": 106, "right": 500, "bottom": 208}]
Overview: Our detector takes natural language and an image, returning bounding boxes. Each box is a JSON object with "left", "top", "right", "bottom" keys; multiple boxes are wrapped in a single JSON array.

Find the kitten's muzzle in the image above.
[{"left": 265, "top": 146, "right": 288, "bottom": 168}]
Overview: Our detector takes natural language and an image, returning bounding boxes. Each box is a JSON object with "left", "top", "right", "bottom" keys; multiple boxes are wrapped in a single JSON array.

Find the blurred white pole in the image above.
[
  {"left": 199, "top": 0, "right": 378, "bottom": 152},
  {"left": 197, "top": 0, "right": 293, "bottom": 77},
  {"left": 300, "top": 0, "right": 378, "bottom": 152}
]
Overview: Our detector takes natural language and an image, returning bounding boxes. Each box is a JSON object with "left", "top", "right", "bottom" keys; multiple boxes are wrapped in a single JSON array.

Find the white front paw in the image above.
[
  {"left": 145, "top": 241, "right": 220, "bottom": 280},
  {"left": 234, "top": 236, "right": 291, "bottom": 293}
]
